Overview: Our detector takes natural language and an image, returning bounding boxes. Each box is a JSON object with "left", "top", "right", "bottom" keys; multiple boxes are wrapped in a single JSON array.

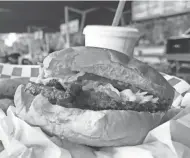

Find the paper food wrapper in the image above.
[
  {"left": 0, "top": 104, "right": 190, "bottom": 158},
  {"left": 0, "top": 107, "right": 72, "bottom": 158},
  {"left": 0, "top": 69, "right": 189, "bottom": 158},
  {"left": 0, "top": 106, "right": 103, "bottom": 158},
  {"left": 96, "top": 105, "right": 190, "bottom": 158}
]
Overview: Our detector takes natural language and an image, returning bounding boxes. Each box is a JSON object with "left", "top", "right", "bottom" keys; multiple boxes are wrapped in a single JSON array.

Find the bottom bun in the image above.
[{"left": 14, "top": 85, "right": 165, "bottom": 147}]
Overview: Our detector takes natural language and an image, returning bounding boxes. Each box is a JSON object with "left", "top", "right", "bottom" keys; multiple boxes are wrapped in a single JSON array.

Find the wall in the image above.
[{"left": 133, "top": 13, "right": 190, "bottom": 46}]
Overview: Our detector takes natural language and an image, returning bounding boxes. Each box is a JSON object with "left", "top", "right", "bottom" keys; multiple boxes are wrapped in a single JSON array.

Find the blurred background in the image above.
[{"left": 0, "top": 1, "right": 190, "bottom": 82}]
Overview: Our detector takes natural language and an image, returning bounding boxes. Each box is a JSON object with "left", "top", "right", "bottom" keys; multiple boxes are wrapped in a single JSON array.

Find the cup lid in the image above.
[{"left": 83, "top": 25, "right": 140, "bottom": 38}]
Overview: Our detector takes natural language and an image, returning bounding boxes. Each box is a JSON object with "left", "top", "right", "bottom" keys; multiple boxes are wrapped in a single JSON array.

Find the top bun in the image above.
[{"left": 43, "top": 46, "right": 175, "bottom": 106}]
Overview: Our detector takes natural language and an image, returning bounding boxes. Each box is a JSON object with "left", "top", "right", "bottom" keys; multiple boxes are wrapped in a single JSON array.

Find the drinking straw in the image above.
[{"left": 112, "top": 0, "right": 126, "bottom": 26}]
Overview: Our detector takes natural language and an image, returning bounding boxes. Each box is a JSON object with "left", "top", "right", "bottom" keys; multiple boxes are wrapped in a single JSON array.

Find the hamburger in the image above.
[{"left": 14, "top": 46, "right": 175, "bottom": 147}]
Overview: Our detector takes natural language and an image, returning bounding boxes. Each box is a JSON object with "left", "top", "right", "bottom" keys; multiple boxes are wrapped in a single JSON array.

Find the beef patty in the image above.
[{"left": 24, "top": 79, "right": 168, "bottom": 112}]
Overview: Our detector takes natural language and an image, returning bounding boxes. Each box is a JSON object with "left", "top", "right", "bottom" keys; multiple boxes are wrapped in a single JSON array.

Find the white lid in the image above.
[{"left": 83, "top": 25, "right": 140, "bottom": 38}]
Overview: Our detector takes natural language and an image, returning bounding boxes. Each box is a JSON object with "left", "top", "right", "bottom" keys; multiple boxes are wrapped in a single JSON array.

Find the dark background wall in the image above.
[{"left": 0, "top": 1, "right": 132, "bottom": 33}]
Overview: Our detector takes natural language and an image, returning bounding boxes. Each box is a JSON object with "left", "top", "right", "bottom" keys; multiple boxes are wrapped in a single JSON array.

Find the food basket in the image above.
[{"left": 0, "top": 63, "right": 190, "bottom": 158}]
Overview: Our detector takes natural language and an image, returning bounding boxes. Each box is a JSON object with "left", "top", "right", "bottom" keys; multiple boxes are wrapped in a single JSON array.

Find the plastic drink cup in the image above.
[{"left": 83, "top": 25, "right": 140, "bottom": 57}]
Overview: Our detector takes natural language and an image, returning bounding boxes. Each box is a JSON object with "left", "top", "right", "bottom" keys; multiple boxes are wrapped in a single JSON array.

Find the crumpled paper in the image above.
[
  {"left": 0, "top": 107, "right": 71, "bottom": 158},
  {"left": 0, "top": 104, "right": 190, "bottom": 158},
  {"left": 1, "top": 92, "right": 190, "bottom": 158},
  {"left": 95, "top": 105, "right": 190, "bottom": 158}
]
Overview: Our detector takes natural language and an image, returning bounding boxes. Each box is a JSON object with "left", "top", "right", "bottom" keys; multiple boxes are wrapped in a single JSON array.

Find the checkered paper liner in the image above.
[
  {"left": 0, "top": 63, "right": 189, "bottom": 108},
  {"left": 160, "top": 72, "right": 190, "bottom": 108},
  {"left": 0, "top": 63, "right": 40, "bottom": 82}
]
